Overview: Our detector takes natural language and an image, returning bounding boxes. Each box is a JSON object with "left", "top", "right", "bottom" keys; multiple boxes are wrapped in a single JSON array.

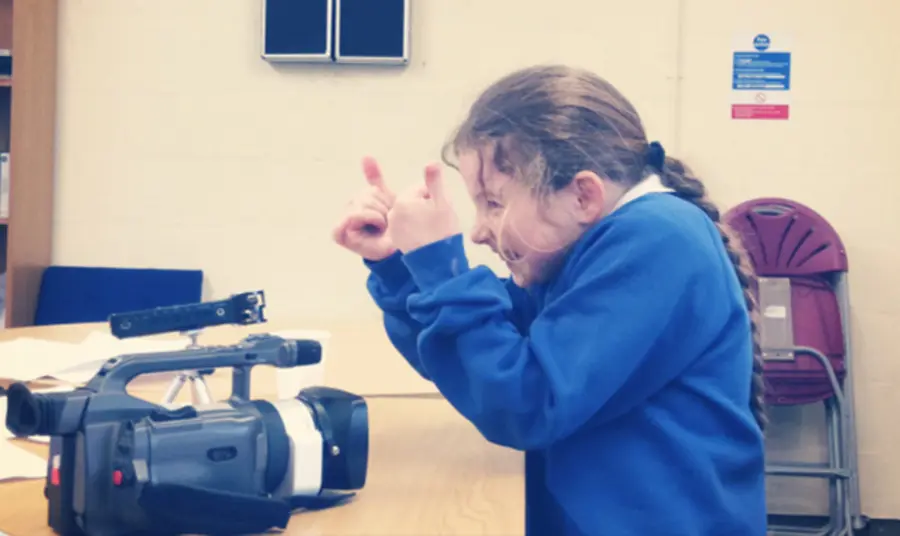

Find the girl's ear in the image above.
[{"left": 569, "top": 170, "right": 607, "bottom": 224}]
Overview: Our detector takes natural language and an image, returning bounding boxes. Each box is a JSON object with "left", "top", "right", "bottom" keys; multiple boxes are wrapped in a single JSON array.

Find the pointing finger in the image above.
[
  {"left": 362, "top": 157, "right": 391, "bottom": 195},
  {"left": 423, "top": 163, "right": 444, "bottom": 202}
]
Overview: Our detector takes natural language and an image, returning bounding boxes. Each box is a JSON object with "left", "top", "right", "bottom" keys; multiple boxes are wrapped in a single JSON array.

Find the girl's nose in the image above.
[{"left": 470, "top": 221, "right": 491, "bottom": 245}]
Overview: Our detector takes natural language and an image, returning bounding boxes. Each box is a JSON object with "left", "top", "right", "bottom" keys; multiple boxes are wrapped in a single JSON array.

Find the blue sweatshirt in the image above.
[{"left": 365, "top": 192, "right": 767, "bottom": 536}]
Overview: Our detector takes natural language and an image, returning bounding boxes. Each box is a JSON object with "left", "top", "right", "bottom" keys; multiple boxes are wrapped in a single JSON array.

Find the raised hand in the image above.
[
  {"left": 387, "top": 163, "right": 460, "bottom": 253},
  {"left": 333, "top": 157, "right": 399, "bottom": 261}
]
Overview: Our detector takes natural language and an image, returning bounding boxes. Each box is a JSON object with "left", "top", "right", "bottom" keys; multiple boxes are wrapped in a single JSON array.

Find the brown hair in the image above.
[{"left": 443, "top": 65, "right": 767, "bottom": 432}]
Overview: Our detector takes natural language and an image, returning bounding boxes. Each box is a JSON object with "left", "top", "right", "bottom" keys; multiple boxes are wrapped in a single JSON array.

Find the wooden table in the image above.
[{"left": 0, "top": 323, "right": 525, "bottom": 535}]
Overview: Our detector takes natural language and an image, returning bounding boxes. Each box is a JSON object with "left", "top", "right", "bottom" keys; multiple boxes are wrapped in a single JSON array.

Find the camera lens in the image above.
[
  {"left": 297, "top": 387, "right": 369, "bottom": 491},
  {"left": 334, "top": 398, "right": 368, "bottom": 490}
]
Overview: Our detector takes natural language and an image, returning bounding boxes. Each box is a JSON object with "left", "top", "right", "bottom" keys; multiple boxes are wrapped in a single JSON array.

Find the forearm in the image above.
[{"left": 364, "top": 253, "right": 430, "bottom": 380}]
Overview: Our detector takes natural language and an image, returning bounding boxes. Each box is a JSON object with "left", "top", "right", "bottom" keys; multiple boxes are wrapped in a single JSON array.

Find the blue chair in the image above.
[{"left": 34, "top": 266, "right": 204, "bottom": 326}]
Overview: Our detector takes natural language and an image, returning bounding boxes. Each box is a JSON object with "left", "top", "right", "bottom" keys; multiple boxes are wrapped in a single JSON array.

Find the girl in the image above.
[{"left": 333, "top": 65, "right": 767, "bottom": 536}]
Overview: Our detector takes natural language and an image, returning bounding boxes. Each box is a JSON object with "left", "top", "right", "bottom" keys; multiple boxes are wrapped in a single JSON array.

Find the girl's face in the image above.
[{"left": 457, "top": 147, "right": 612, "bottom": 287}]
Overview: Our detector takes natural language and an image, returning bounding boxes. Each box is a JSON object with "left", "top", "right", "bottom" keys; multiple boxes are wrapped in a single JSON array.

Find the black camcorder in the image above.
[{"left": 4, "top": 291, "right": 369, "bottom": 536}]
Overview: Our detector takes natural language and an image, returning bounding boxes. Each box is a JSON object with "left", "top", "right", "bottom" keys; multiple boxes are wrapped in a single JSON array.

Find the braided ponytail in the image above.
[{"left": 655, "top": 153, "right": 768, "bottom": 432}]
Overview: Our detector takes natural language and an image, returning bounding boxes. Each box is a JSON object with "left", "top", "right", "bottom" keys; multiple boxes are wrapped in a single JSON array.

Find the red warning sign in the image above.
[{"left": 731, "top": 104, "right": 790, "bottom": 120}]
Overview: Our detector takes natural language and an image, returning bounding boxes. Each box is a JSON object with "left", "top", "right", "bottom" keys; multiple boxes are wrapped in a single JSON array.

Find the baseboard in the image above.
[
  {"left": 866, "top": 519, "right": 900, "bottom": 536},
  {"left": 769, "top": 515, "right": 900, "bottom": 535}
]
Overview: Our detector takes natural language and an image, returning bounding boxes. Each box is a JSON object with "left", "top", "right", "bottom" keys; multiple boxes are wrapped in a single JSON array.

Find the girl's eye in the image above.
[{"left": 487, "top": 200, "right": 503, "bottom": 210}]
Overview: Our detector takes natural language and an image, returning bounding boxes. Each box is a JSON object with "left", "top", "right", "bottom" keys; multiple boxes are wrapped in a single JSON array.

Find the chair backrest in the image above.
[
  {"left": 723, "top": 198, "right": 848, "bottom": 406},
  {"left": 34, "top": 266, "right": 204, "bottom": 326},
  {"left": 723, "top": 197, "right": 848, "bottom": 277}
]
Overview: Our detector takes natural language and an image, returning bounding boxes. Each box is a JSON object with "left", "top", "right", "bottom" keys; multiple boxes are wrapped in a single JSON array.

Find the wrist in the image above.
[
  {"left": 401, "top": 234, "right": 469, "bottom": 291},
  {"left": 364, "top": 251, "right": 411, "bottom": 291},
  {"left": 362, "top": 249, "right": 397, "bottom": 263}
]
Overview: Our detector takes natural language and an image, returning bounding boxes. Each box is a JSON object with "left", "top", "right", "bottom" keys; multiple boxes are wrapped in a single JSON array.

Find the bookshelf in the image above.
[{"left": 0, "top": 0, "right": 58, "bottom": 327}]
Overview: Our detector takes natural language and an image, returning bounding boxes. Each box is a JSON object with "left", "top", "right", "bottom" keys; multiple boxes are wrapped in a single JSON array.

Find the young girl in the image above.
[{"left": 333, "top": 65, "right": 767, "bottom": 536}]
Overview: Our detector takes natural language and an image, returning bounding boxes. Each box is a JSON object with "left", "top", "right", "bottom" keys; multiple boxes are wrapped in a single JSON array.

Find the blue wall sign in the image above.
[{"left": 732, "top": 50, "right": 791, "bottom": 91}]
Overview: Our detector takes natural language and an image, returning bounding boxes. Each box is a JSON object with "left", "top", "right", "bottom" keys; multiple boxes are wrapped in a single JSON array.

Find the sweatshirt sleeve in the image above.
[
  {"left": 365, "top": 252, "right": 431, "bottom": 380},
  {"left": 400, "top": 224, "right": 703, "bottom": 451},
  {"left": 365, "top": 251, "right": 536, "bottom": 381}
]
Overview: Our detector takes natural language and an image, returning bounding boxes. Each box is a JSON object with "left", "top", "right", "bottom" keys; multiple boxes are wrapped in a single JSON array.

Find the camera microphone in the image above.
[{"left": 108, "top": 291, "right": 267, "bottom": 339}]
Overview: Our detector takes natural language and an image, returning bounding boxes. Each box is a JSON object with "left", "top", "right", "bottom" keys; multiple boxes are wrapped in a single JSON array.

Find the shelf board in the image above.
[{"left": 0, "top": 78, "right": 10, "bottom": 87}]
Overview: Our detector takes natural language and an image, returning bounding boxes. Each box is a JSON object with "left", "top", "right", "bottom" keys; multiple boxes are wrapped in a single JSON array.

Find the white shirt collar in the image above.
[{"left": 611, "top": 173, "right": 674, "bottom": 213}]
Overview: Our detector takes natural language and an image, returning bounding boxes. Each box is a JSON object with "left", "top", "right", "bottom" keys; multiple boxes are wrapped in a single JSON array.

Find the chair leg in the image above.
[
  {"left": 765, "top": 346, "right": 855, "bottom": 535},
  {"left": 834, "top": 274, "right": 866, "bottom": 531},
  {"left": 826, "top": 398, "right": 850, "bottom": 535}
]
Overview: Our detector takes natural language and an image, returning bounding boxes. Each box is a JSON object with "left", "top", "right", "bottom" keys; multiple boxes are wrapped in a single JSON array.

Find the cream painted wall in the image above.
[
  {"left": 52, "top": 0, "right": 898, "bottom": 519},
  {"left": 677, "top": 0, "right": 900, "bottom": 519},
  {"left": 52, "top": 0, "right": 679, "bottom": 320}
]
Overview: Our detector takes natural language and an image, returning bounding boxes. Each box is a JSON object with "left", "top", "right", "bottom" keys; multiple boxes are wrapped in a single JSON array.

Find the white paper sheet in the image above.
[
  {"left": 78, "top": 331, "right": 187, "bottom": 355},
  {"left": 0, "top": 338, "right": 90, "bottom": 382},
  {"left": 0, "top": 396, "right": 9, "bottom": 441},
  {"left": 0, "top": 439, "right": 48, "bottom": 482},
  {"left": 0, "top": 331, "right": 189, "bottom": 385},
  {"left": 50, "top": 331, "right": 188, "bottom": 385}
]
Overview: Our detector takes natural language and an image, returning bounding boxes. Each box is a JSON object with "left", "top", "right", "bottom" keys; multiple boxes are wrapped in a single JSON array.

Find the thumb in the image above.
[{"left": 423, "top": 163, "right": 445, "bottom": 202}]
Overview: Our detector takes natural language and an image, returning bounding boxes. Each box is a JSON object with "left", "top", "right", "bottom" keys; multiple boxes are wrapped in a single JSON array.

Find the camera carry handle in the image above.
[
  {"left": 105, "top": 290, "right": 272, "bottom": 406},
  {"left": 83, "top": 334, "right": 322, "bottom": 404}
]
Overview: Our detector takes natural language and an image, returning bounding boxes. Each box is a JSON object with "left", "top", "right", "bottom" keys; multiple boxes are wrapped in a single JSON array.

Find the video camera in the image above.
[{"left": 4, "top": 291, "right": 369, "bottom": 536}]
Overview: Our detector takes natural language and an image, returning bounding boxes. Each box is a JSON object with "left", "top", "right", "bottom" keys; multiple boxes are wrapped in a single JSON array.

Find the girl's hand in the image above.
[
  {"left": 332, "top": 157, "right": 399, "bottom": 262},
  {"left": 387, "top": 164, "right": 460, "bottom": 253}
]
